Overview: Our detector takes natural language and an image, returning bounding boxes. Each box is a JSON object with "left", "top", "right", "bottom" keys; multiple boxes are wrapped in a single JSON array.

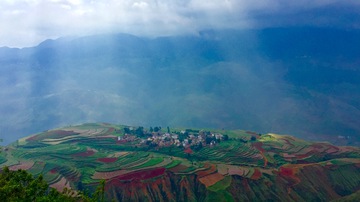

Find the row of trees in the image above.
[{"left": 123, "top": 126, "right": 169, "bottom": 137}]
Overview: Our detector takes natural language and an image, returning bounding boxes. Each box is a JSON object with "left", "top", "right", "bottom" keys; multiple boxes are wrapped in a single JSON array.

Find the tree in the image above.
[
  {"left": 178, "top": 134, "right": 186, "bottom": 142},
  {"left": 205, "top": 137, "right": 213, "bottom": 145},
  {"left": 123, "top": 127, "right": 130, "bottom": 134},
  {"left": 154, "top": 127, "right": 160, "bottom": 132},
  {"left": 77, "top": 181, "right": 84, "bottom": 191},
  {"left": 198, "top": 142, "right": 203, "bottom": 149},
  {"left": 192, "top": 142, "right": 203, "bottom": 151},
  {"left": 0, "top": 166, "right": 107, "bottom": 201},
  {"left": 0, "top": 166, "right": 74, "bottom": 201},
  {"left": 135, "top": 127, "right": 144, "bottom": 137},
  {"left": 92, "top": 180, "right": 105, "bottom": 202}
]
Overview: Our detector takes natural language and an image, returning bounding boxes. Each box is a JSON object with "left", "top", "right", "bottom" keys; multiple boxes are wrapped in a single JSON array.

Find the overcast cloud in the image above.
[{"left": 1, "top": 0, "right": 360, "bottom": 47}]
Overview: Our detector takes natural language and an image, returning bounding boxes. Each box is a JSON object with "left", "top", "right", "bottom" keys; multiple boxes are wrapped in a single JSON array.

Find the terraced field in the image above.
[{"left": 1, "top": 123, "right": 359, "bottom": 201}]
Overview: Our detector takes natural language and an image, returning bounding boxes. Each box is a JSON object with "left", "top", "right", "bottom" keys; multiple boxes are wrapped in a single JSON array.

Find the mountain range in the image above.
[{"left": 1, "top": 27, "right": 360, "bottom": 146}]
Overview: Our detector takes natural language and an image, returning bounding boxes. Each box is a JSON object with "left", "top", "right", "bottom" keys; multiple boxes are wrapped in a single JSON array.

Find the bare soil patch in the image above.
[{"left": 199, "top": 173, "right": 224, "bottom": 187}]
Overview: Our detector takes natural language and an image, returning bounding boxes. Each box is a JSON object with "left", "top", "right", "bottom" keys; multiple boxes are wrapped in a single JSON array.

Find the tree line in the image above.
[{"left": 0, "top": 166, "right": 106, "bottom": 202}]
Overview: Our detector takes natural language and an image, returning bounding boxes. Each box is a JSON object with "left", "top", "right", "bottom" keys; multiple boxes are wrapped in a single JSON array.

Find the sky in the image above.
[{"left": 1, "top": 0, "right": 360, "bottom": 47}]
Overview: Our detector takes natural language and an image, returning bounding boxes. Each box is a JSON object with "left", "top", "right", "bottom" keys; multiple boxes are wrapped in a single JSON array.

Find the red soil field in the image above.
[
  {"left": 196, "top": 163, "right": 216, "bottom": 178},
  {"left": 278, "top": 166, "right": 301, "bottom": 193},
  {"left": 250, "top": 168, "right": 262, "bottom": 180},
  {"left": 116, "top": 140, "right": 127, "bottom": 144},
  {"left": 279, "top": 166, "right": 295, "bottom": 177},
  {"left": 282, "top": 139, "right": 294, "bottom": 147},
  {"left": 111, "top": 168, "right": 166, "bottom": 181},
  {"left": 50, "top": 168, "right": 58, "bottom": 174},
  {"left": 325, "top": 145, "right": 339, "bottom": 154},
  {"left": 311, "top": 143, "right": 325, "bottom": 149},
  {"left": 168, "top": 164, "right": 189, "bottom": 173},
  {"left": 184, "top": 148, "right": 193, "bottom": 154},
  {"left": 97, "top": 157, "right": 118, "bottom": 163},
  {"left": 252, "top": 142, "right": 268, "bottom": 167},
  {"left": 9, "top": 161, "right": 34, "bottom": 171},
  {"left": 199, "top": 173, "right": 224, "bottom": 187},
  {"left": 252, "top": 142, "right": 265, "bottom": 153},
  {"left": 93, "top": 170, "right": 130, "bottom": 180},
  {"left": 295, "top": 150, "right": 316, "bottom": 159},
  {"left": 72, "top": 149, "right": 95, "bottom": 157},
  {"left": 50, "top": 177, "right": 71, "bottom": 192}
]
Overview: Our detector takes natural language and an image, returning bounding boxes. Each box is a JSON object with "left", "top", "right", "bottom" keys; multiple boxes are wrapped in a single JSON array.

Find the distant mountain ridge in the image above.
[{"left": 0, "top": 27, "right": 360, "bottom": 146}]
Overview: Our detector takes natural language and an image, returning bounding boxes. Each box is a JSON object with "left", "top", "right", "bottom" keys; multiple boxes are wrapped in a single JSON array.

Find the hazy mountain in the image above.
[{"left": 1, "top": 27, "right": 360, "bottom": 145}]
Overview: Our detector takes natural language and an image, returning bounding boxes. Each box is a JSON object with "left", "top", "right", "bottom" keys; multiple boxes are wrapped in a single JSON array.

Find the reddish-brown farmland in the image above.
[
  {"left": 250, "top": 168, "right": 262, "bottom": 180},
  {"left": 9, "top": 161, "right": 34, "bottom": 171},
  {"left": 252, "top": 142, "right": 265, "bottom": 153},
  {"left": 114, "top": 168, "right": 166, "bottom": 181},
  {"left": 196, "top": 163, "right": 216, "bottom": 178},
  {"left": 279, "top": 166, "right": 295, "bottom": 177},
  {"left": 50, "top": 168, "right": 58, "bottom": 174},
  {"left": 97, "top": 157, "right": 118, "bottom": 163},
  {"left": 199, "top": 173, "right": 224, "bottom": 187},
  {"left": 50, "top": 177, "right": 71, "bottom": 192},
  {"left": 253, "top": 142, "right": 268, "bottom": 167},
  {"left": 184, "top": 148, "right": 193, "bottom": 154},
  {"left": 72, "top": 149, "right": 95, "bottom": 157},
  {"left": 228, "top": 166, "right": 246, "bottom": 176},
  {"left": 168, "top": 164, "right": 189, "bottom": 173},
  {"left": 93, "top": 170, "right": 130, "bottom": 180}
]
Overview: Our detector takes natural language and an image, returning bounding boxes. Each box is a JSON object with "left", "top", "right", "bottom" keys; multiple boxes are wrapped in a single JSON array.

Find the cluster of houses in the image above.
[{"left": 117, "top": 127, "right": 229, "bottom": 149}]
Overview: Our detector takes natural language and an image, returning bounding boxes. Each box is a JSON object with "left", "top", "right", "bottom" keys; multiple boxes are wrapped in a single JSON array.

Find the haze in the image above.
[
  {"left": 0, "top": 1, "right": 360, "bottom": 146},
  {"left": 1, "top": 0, "right": 360, "bottom": 47}
]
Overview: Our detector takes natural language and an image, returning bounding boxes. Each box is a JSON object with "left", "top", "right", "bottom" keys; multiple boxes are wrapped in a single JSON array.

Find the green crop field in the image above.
[{"left": 208, "top": 176, "right": 232, "bottom": 192}]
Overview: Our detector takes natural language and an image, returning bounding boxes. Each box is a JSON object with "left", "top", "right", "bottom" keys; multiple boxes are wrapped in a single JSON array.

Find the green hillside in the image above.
[{"left": 1, "top": 123, "right": 360, "bottom": 201}]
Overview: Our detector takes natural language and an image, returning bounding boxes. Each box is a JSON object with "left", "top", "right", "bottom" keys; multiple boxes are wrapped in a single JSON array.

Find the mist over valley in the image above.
[{"left": 1, "top": 27, "right": 360, "bottom": 146}]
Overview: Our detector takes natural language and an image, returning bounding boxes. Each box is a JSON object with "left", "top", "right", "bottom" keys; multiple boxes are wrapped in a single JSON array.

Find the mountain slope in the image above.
[
  {"left": 1, "top": 28, "right": 360, "bottom": 146},
  {"left": 1, "top": 123, "right": 360, "bottom": 201}
]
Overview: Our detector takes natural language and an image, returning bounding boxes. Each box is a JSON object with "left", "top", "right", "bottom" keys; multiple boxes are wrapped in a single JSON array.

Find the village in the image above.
[{"left": 117, "top": 127, "right": 229, "bottom": 150}]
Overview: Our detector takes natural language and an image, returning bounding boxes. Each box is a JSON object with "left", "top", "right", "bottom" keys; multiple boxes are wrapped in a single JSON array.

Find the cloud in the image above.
[
  {"left": 132, "top": 1, "right": 149, "bottom": 9},
  {"left": 1, "top": 0, "right": 360, "bottom": 47}
]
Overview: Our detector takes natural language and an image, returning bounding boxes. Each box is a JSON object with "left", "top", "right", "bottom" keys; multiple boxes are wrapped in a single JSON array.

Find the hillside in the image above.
[{"left": 1, "top": 123, "right": 360, "bottom": 201}]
